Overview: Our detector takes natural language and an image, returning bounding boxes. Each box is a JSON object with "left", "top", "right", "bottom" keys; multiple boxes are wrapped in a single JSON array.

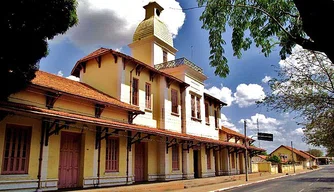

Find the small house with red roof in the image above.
[{"left": 270, "top": 145, "right": 317, "bottom": 168}]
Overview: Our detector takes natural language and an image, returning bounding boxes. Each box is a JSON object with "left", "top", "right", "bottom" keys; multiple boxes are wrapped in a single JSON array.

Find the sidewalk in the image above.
[{"left": 75, "top": 168, "right": 320, "bottom": 192}]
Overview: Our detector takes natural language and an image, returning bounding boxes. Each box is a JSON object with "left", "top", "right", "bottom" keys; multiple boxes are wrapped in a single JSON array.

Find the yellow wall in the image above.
[
  {"left": 147, "top": 137, "right": 158, "bottom": 175},
  {"left": 54, "top": 95, "right": 94, "bottom": 117},
  {"left": 131, "top": 40, "right": 153, "bottom": 66},
  {"left": 258, "top": 162, "right": 271, "bottom": 172},
  {"left": 0, "top": 115, "right": 41, "bottom": 180},
  {"left": 9, "top": 88, "right": 46, "bottom": 108},
  {"left": 271, "top": 147, "right": 299, "bottom": 162},
  {"left": 80, "top": 54, "right": 121, "bottom": 99},
  {"left": 281, "top": 164, "right": 303, "bottom": 173}
]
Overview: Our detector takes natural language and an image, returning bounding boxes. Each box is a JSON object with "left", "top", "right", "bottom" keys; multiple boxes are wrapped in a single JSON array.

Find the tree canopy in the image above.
[
  {"left": 197, "top": 0, "right": 334, "bottom": 78},
  {"left": 0, "top": 0, "right": 78, "bottom": 100},
  {"left": 307, "top": 149, "right": 323, "bottom": 157},
  {"left": 266, "top": 155, "right": 281, "bottom": 163},
  {"left": 259, "top": 46, "right": 334, "bottom": 154}
]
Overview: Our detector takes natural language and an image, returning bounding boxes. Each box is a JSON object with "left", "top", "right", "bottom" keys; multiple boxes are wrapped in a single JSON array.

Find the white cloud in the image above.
[
  {"left": 239, "top": 113, "right": 280, "bottom": 131},
  {"left": 66, "top": 75, "right": 80, "bottom": 82},
  {"left": 221, "top": 114, "right": 239, "bottom": 132},
  {"left": 292, "top": 128, "right": 304, "bottom": 136},
  {"left": 205, "top": 85, "right": 234, "bottom": 107},
  {"left": 234, "top": 84, "right": 265, "bottom": 108},
  {"left": 262, "top": 75, "right": 272, "bottom": 83},
  {"left": 57, "top": 70, "right": 64, "bottom": 77},
  {"left": 51, "top": 0, "right": 185, "bottom": 50}
]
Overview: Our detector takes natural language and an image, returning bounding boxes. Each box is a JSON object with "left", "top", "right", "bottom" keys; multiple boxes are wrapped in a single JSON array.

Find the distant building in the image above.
[{"left": 270, "top": 145, "right": 317, "bottom": 168}]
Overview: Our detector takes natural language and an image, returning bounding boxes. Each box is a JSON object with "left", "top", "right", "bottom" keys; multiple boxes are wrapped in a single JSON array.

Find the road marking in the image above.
[
  {"left": 309, "top": 183, "right": 314, "bottom": 186},
  {"left": 299, "top": 189, "right": 305, "bottom": 192}
]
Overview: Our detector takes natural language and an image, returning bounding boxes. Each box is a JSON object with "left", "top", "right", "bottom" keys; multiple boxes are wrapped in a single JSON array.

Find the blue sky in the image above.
[{"left": 39, "top": 0, "right": 323, "bottom": 154}]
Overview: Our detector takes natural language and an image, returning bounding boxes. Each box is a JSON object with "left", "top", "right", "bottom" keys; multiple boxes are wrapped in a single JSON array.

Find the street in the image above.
[{"left": 225, "top": 165, "right": 334, "bottom": 192}]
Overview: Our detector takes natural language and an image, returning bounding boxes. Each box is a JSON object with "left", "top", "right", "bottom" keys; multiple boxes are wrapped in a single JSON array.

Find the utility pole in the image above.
[
  {"left": 257, "top": 118, "right": 260, "bottom": 148},
  {"left": 291, "top": 141, "right": 296, "bottom": 173},
  {"left": 244, "top": 120, "right": 249, "bottom": 181}
]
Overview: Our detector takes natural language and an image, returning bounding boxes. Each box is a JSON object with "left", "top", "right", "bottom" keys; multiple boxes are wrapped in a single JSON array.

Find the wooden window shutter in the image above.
[
  {"left": 2, "top": 124, "right": 31, "bottom": 174},
  {"left": 106, "top": 137, "right": 119, "bottom": 172}
]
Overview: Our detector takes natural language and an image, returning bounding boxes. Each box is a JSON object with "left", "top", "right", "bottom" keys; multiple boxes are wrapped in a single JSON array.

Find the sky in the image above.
[{"left": 39, "top": 0, "right": 325, "bottom": 154}]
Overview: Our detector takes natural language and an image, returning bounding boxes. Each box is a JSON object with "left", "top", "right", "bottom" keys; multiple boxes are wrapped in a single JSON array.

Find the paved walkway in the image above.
[{"left": 75, "top": 169, "right": 319, "bottom": 192}]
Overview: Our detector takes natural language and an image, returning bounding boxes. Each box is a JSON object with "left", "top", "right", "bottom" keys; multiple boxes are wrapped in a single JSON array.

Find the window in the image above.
[
  {"left": 231, "top": 153, "right": 235, "bottom": 168},
  {"left": 171, "top": 89, "right": 178, "bottom": 114},
  {"left": 163, "top": 50, "right": 167, "bottom": 62},
  {"left": 196, "top": 97, "right": 201, "bottom": 119},
  {"left": 205, "top": 102, "right": 209, "bottom": 124},
  {"left": 132, "top": 78, "right": 139, "bottom": 105},
  {"left": 145, "top": 83, "right": 151, "bottom": 109},
  {"left": 172, "top": 144, "right": 179, "bottom": 170},
  {"left": 206, "top": 149, "right": 211, "bottom": 169},
  {"left": 2, "top": 124, "right": 31, "bottom": 174},
  {"left": 106, "top": 137, "right": 119, "bottom": 172},
  {"left": 191, "top": 95, "right": 196, "bottom": 117},
  {"left": 191, "top": 94, "right": 202, "bottom": 120},
  {"left": 214, "top": 109, "right": 219, "bottom": 129}
]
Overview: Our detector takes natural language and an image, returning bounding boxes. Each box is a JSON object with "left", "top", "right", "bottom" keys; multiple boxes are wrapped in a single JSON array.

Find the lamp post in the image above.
[
  {"left": 291, "top": 141, "right": 296, "bottom": 173},
  {"left": 244, "top": 120, "right": 248, "bottom": 181}
]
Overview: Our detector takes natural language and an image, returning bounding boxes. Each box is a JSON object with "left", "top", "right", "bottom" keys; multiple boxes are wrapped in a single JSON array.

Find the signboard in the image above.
[{"left": 258, "top": 132, "right": 273, "bottom": 141}]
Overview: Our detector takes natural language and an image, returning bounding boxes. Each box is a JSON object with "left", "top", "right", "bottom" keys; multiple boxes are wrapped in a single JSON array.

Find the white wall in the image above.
[
  {"left": 183, "top": 75, "right": 219, "bottom": 140},
  {"left": 153, "top": 43, "right": 175, "bottom": 65}
]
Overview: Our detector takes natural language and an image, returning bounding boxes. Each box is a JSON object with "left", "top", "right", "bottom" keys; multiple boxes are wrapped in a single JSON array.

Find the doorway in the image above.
[
  {"left": 135, "top": 142, "right": 145, "bottom": 182},
  {"left": 193, "top": 150, "right": 199, "bottom": 178},
  {"left": 58, "top": 132, "right": 81, "bottom": 189}
]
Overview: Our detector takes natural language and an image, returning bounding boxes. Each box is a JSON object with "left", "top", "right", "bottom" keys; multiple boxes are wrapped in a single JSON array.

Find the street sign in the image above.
[{"left": 258, "top": 132, "right": 273, "bottom": 141}]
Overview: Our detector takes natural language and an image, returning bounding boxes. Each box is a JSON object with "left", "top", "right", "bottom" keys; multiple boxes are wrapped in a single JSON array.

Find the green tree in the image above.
[
  {"left": 197, "top": 0, "right": 334, "bottom": 77},
  {"left": 307, "top": 149, "right": 323, "bottom": 157},
  {"left": 266, "top": 155, "right": 281, "bottom": 163},
  {"left": 259, "top": 151, "right": 268, "bottom": 156},
  {"left": 0, "top": 0, "right": 78, "bottom": 100},
  {"left": 259, "top": 46, "right": 334, "bottom": 155}
]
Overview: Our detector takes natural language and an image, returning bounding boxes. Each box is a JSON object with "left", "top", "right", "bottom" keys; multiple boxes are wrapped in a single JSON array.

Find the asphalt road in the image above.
[{"left": 225, "top": 165, "right": 334, "bottom": 192}]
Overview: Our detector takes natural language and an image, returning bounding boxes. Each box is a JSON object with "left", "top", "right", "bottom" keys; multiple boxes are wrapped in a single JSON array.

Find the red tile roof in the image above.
[
  {"left": 220, "top": 126, "right": 253, "bottom": 140},
  {"left": 258, "top": 155, "right": 268, "bottom": 160},
  {"left": 248, "top": 145, "right": 266, "bottom": 152},
  {"left": 31, "top": 71, "right": 142, "bottom": 113},
  {"left": 271, "top": 145, "right": 310, "bottom": 159},
  {"left": 0, "top": 101, "right": 246, "bottom": 149},
  {"left": 299, "top": 150, "right": 317, "bottom": 159},
  {"left": 71, "top": 48, "right": 189, "bottom": 87}
]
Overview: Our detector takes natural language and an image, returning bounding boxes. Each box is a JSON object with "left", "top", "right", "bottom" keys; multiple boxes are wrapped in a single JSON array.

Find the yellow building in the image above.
[
  {"left": 0, "top": 2, "right": 264, "bottom": 191},
  {"left": 270, "top": 145, "right": 317, "bottom": 168}
]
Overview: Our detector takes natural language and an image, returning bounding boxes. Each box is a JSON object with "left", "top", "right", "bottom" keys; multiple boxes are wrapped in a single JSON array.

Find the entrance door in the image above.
[
  {"left": 193, "top": 150, "right": 199, "bottom": 178},
  {"left": 135, "top": 142, "right": 145, "bottom": 182},
  {"left": 58, "top": 132, "right": 81, "bottom": 188}
]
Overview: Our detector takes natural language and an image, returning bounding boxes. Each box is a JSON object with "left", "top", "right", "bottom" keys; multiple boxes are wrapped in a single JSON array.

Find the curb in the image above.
[{"left": 210, "top": 168, "right": 321, "bottom": 192}]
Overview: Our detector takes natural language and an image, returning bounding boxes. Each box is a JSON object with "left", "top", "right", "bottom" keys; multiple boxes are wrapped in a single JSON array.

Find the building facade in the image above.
[{"left": 0, "top": 2, "right": 263, "bottom": 191}]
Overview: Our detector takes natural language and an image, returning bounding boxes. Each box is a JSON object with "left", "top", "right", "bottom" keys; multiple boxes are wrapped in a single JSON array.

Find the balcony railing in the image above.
[{"left": 155, "top": 57, "right": 204, "bottom": 74}]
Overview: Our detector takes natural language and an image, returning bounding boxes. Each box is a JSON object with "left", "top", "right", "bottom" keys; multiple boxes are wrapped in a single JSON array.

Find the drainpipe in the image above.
[
  {"left": 97, "top": 126, "right": 101, "bottom": 187},
  {"left": 97, "top": 138, "right": 101, "bottom": 186},
  {"left": 126, "top": 131, "right": 131, "bottom": 184},
  {"left": 37, "top": 120, "right": 46, "bottom": 191}
]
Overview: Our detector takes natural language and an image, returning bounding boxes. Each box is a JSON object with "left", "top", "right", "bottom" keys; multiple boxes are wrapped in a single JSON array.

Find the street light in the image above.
[{"left": 244, "top": 120, "right": 249, "bottom": 181}]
